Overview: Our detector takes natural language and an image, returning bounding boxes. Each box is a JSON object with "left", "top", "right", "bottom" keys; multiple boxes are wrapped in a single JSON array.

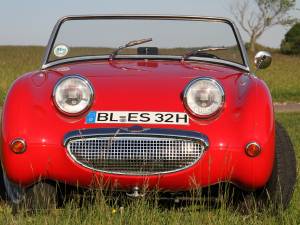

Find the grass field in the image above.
[
  {"left": 0, "top": 112, "right": 299, "bottom": 225},
  {"left": 0, "top": 46, "right": 299, "bottom": 105}
]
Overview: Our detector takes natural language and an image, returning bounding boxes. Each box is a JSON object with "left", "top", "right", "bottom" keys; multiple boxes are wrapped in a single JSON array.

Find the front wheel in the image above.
[
  {"left": 262, "top": 121, "right": 297, "bottom": 209},
  {"left": 3, "top": 173, "right": 57, "bottom": 212},
  {"left": 241, "top": 121, "right": 297, "bottom": 212}
]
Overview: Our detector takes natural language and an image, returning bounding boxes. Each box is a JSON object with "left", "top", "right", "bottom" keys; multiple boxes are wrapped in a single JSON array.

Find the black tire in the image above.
[
  {"left": 262, "top": 121, "right": 297, "bottom": 209},
  {"left": 240, "top": 121, "right": 297, "bottom": 212},
  {"left": 3, "top": 172, "right": 57, "bottom": 212},
  {"left": 0, "top": 164, "right": 7, "bottom": 200},
  {"left": 237, "top": 121, "right": 296, "bottom": 213}
]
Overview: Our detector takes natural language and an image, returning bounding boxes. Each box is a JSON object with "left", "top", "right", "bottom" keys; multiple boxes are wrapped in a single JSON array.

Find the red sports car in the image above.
[{"left": 0, "top": 15, "right": 296, "bottom": 210}]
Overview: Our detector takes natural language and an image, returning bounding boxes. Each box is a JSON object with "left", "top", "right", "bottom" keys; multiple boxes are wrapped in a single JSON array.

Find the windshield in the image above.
[{"left": 45, "top": 16, "right": 246, "bottom": 68}]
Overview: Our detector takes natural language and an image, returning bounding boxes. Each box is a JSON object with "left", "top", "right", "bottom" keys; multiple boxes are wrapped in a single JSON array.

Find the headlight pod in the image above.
[
  {"left": 53, "top": 75, "right": 94, "bottom": 116},
  {"left": 184, "top": 77, "right": 225, "bottom": 118}
]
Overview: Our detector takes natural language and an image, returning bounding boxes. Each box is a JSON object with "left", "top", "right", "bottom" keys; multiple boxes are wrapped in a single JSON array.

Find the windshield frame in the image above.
[{"left": 41, "top": 15, "right": 250, "bottom": 72}]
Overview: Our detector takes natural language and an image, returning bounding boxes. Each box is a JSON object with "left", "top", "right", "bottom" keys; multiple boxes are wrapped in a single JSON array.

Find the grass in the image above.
[
  {"left": 249, "top": 52, "right": 300, "bottom": 102},
  {"left": 0, "top": 46, "right": 44, "bottom": 104},
  {"left": 0, "top": 46, "right": 299, "bottom": 105},
  {"left": 0, "top": 112, "right": 299, "bottom": 225}
]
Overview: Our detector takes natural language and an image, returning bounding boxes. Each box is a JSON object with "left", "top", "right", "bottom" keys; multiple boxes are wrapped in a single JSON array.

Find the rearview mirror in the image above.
[{"left": 254, "top": 51, "right": 272, "bottom": 70}]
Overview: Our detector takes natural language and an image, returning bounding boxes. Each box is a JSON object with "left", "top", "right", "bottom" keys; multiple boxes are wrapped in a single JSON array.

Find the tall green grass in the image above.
[
  {"left": 0, "top": 46, "right": 299, "bottom": 105},
  {"left": 0, "top": 113, "right": 299, "bottom": 225}
]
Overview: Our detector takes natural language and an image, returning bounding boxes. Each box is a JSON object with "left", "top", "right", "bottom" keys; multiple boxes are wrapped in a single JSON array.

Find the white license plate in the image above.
[{"left": 86, "top": 111, "right": 189, "bottom": 125}]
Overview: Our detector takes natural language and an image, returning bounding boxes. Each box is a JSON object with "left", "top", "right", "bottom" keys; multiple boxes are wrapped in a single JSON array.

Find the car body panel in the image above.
[{"left": 1, "top": 59, "right": 274, "bottom": 191}]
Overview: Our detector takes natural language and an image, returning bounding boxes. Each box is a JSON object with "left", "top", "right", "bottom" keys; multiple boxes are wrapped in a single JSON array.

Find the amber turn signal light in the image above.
[
  {"left": 245, "top": 142, "right": 261, "bottom": 157},
  {"left": 10, "top": 138, "right": 26, "bottom": 154}
]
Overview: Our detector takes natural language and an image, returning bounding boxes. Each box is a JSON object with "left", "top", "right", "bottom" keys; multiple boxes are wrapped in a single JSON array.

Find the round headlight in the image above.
[
  {"left": 53, "top": 75, "right": 94, "bottom": 115},
  {"left": 184, "top": 77, "right": 224, "bottom": 118}
]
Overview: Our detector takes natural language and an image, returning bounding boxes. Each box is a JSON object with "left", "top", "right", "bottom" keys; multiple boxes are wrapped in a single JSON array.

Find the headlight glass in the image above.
[
  {"left": 53, "top": 75, "right": 93, "bottom": 115},
  {"left": 184, "top": 78, "right": 224, "bottom": 118}
]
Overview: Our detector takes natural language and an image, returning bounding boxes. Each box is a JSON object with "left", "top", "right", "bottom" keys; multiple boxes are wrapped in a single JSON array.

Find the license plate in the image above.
[{"left": 86, "top": 111, "right": 189, "bottom": 125}]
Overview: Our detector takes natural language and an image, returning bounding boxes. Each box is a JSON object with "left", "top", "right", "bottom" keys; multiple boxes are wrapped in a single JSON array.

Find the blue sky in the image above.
[{"left": 0, "top": 0, "right": 299, "bottom": 47}]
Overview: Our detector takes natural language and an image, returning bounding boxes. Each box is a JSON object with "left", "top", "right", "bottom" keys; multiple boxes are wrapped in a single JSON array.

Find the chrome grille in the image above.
[{"left": 67, "top": 136, "right": 207, "bottom": 175}]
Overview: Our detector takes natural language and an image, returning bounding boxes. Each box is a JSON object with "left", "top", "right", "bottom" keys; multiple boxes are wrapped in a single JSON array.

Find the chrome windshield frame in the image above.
[{"left": 41, "top": 14, "right": 250, "bottom": 72}]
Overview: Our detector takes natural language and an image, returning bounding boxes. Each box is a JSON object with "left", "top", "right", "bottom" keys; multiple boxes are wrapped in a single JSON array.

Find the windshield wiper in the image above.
[
  {"left": 110, "top": 38, "right": 153, "bottom": 60},
  {"left": 181, "top": 47, "right": 228, "bottom": 61}
]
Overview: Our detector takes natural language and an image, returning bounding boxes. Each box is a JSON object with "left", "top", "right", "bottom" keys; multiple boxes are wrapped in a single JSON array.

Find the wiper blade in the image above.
[
  {"left": 182, "top": 47, "right": 228, "bottom": 61},
  {"left": 110, "top": 38, "right": 153, "bottom": 60}
]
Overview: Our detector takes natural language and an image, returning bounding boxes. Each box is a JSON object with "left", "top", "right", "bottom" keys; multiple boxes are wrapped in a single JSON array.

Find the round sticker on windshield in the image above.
[{"left": 53, "top": 44, "right": 69, "bottom": 58}]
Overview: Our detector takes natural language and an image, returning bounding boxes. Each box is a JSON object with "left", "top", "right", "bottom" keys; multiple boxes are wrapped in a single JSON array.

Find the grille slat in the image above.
[{"left": 67, "top": 136, "right": 206, "bottom": 175}]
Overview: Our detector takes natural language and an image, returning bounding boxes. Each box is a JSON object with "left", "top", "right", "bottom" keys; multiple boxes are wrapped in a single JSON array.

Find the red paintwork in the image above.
[{"left": 1, "top": 59, "right": 275, "bottom": 191}]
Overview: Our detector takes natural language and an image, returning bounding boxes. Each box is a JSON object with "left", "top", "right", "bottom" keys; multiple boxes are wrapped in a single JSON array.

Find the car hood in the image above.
[{"left": 46, "top": 59, "right": 248, "bottom": 113}]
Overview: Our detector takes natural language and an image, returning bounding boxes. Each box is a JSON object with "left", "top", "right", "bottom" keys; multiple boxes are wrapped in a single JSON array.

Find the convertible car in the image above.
[{"left": 0, "top": 15, "right": 296, "bottom": 210}]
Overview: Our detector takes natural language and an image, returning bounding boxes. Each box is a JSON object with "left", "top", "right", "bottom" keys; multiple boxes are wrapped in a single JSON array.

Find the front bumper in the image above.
[{"left": 2, "top": 127, "right": 274, "bottom": 191}]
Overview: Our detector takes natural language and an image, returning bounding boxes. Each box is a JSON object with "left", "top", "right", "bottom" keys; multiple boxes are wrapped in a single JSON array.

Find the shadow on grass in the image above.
[{"left": 39, "top": 182, "right": 274, "bottom": 215}]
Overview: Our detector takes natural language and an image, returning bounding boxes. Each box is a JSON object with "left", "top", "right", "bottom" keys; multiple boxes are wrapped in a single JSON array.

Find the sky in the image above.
[{"left": 0, "top": 0, "right": 299, "bottom": 48}]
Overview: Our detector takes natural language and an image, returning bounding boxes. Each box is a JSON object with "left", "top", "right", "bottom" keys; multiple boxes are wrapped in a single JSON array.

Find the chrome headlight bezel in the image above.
[
  {"left": 53, "top": 75, "right": 94, "bottom": 116},
  {"left": 183, "top": 77, "right": 225, "bottom": 118}
]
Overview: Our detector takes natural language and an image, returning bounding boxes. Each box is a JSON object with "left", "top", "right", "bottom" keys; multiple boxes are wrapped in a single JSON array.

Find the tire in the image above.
[
  {"left": 0, "top": 164, "right": 8, "bottom": 200},
  {"left": 262, "top": 121, "right": 297, "bottom": 209},
  {"left": 3, "top": 172, "right": 57, "bottom": 212}
]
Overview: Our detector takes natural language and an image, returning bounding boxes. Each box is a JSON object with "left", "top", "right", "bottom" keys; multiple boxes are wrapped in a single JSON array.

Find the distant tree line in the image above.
[{"left": 281, "top": 23, "right": 300, "bottom": 54}]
